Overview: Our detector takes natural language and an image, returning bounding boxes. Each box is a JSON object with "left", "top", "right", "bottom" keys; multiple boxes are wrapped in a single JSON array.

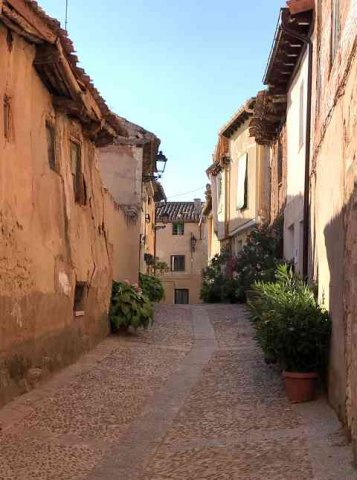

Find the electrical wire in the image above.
[{"left": 166, "top": 185, "right": 206, "bottom": 199}]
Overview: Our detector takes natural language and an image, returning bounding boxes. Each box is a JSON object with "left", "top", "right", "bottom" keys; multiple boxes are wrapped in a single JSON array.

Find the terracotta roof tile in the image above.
[
  {"left": 3, "top": 0, "right": 126, "bottom": 136},
  {"left": 156, "top": 202, "right": 203, "bottom": 223}
]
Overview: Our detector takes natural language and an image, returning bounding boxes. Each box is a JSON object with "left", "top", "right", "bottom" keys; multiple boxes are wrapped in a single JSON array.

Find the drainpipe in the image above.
[{"left": 281, "top": 13, "right": 314, "bottom": 280}]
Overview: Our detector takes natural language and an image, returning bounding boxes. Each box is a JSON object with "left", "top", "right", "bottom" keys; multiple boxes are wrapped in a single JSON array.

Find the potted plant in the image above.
[
  {"left": 248, "top": 265, "right": 331, "bottom": 403},
  {"left": 109, "top": 281, "right": 154, "bottom": 333}
]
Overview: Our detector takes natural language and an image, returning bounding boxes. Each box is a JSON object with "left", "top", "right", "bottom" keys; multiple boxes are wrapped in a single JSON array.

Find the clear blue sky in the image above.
[{"left": 40, "top": 0, "right": 284, "bottom": 201}]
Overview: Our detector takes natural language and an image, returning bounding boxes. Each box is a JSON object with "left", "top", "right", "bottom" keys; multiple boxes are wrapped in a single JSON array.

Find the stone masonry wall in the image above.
[{"left": 311, "top": 0, "right": 357, "bottom": 445}]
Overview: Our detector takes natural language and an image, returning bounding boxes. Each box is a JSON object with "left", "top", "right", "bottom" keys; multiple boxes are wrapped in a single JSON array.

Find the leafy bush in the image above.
[
  {"left": 110, "top": 281, "right": 153, "bottom": 332},
  {"left": 200, "top": 218, "right": 283, "bottom": 303},
  {"left": 248, "top": 265, "right": 331, "bottom": 372},
  {"left": 233, "top": 219, "right": 283, "bottom": 302},
  {"left": 200, "top": 252, "right": 238, "bottom": 303},
  {"left": 139, "top": 273, "right": 165, "bottom": 302}
]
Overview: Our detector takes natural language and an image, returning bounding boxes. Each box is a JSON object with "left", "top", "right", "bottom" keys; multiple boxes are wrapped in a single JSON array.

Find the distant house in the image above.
[
  {"left": 98, "top": 118, "right": 166, "bottom": 283},
  {"left": 155, "top": 201, "right": 207, "bottom": 304},
  {"left": 206, "top": 99, "right": 271, "bottom": 256}
]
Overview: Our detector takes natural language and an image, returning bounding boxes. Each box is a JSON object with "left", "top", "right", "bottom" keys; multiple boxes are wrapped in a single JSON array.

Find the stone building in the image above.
[
  {"left": 309, "top": 0, "right": 357, "bottom": 450},
  {"left": 98, "top": 118, "right": 166, "bottom": 283},
  {"left": 249, "top": 0, "right": 357, "bottom": 456},
  {"left": 0, "top": 0, "right": 129, "bottom": 405},
  {"left": 206, "top": 99, "right": 271, "bottom": 256},
  {"left": 155, "top": 201, "right": 207, "bottom": 304}
]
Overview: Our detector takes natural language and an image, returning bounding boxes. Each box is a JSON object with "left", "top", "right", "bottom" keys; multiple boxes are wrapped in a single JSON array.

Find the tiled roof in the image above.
[
  {"left": 113, "top": 115, "right": 158, "bottom": 146},
  {"left": 1, "top": 0, "right": 126, "bottom": 138},
  {"left": 156, "top": 202, "right": 203, "bottom": 223},
  {"left": 219, "top": 98, "right": 256, "bottom": 139}
]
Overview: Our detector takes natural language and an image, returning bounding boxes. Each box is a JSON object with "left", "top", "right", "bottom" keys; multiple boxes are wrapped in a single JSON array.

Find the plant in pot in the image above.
[
  {"left": 109, "top": 281, "right": 154, "bottom": 333},
  {"left": 248, "top": 265, "right": 331, "bottom": 402}
]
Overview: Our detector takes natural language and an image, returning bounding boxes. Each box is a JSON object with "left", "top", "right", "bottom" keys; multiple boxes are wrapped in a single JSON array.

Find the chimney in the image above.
[{"left": 194, "top": 198, "right": 201, "bottom": 214}]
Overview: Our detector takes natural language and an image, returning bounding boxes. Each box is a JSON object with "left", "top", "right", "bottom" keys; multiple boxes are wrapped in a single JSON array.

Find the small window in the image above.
[
  {"left": 46, "top": 123, "right": 56, "bottom": 170},
  {"left": 237, "top": 153, "right": 248, "bottom": 210},
  {"left": 171, "top": 255, "right": 185, "bottom": 272},
  {"left": 74, "top": 282, "right": 86, "bottom": 315},
  {"left": 3, "top": 95, "right": 11, "bottom": 141},
  {"left": 277, "top": 140, "right": 283, "bottom": 185},
  {"left": 172, "top": 222, "right": 184, "bottom": 235},
  {"left": 70, "top": 140, "right": 87, "bottom": 205},
  {"left": 175, "top": 289, "right": 189, "bottom": 304},
  {"left": 299, "top": 82, "right": 304, "bottom": 149}
]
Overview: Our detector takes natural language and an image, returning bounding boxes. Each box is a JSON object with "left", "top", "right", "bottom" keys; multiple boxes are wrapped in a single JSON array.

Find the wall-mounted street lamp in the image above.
[
  {"left": 156, "top": 151, "right": 168, "bottom": 178},
  {"left": 190, "top": 234, "right": 197, "bottom": 252},
  {"left": 143, "top": 151, "right": 168, "bottom": 181}
]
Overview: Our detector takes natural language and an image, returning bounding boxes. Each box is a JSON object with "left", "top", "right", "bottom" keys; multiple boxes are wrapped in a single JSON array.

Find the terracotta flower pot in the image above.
[{"left": 283, "top": 371, "right": 318, "bottom": 403}]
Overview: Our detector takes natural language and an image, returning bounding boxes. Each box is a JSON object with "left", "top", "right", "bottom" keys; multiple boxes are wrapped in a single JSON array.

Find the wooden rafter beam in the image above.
[{"left": 6, "top": 0, "right": 56, "bottom": 42}]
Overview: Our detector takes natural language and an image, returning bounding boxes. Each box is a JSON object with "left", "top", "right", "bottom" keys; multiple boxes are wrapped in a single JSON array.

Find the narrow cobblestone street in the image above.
[{"left": 0, "top": 305, "right": 356, "bottom": 480}]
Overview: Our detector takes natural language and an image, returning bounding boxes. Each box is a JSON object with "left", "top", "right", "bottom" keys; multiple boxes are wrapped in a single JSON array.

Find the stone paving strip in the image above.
[{"left": 0, "top": 304, "right": 356, "bottom": 479}]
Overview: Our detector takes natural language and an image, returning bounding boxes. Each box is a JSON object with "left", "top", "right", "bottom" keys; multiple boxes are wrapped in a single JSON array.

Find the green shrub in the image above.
[
  {"left": 139, "top": 273, "right": 165, "bottom": 302},
  {"left": 248, "top": 265, "right": 331, "bottom": 372},
  {"left": 110, "top": 281, "right": 153, "bottom": 332},
  {"left": 200, "top": 252, "right": 238, "bottom": 303},
  {"left": 200, "top": 218, "right": 283, "bottom": 304},
  {"left": 233, "top": 218, "right": 283, "bottom": 302}
]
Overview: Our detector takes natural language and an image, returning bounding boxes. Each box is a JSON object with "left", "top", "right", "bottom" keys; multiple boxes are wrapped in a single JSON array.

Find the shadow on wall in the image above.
[{"left": 323, "top": 184, "right": 357, "bottom": 438}]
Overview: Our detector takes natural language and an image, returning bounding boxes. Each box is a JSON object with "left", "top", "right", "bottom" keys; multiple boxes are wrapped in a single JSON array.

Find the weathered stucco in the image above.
[
  {"left": 310, "top": 0, "right": 357, "bottom": 445},
  {"left": 0, "top": 24, "right": 117, "bottom": 405}
]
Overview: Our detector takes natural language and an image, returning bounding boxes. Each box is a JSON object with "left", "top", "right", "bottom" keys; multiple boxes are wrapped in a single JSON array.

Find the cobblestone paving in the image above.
[
  {"left": 0, "top": 304, "right": 356, "bottom": 480},
  {"left": 0, "top": 307, "right": 193, "bottom": 480}
]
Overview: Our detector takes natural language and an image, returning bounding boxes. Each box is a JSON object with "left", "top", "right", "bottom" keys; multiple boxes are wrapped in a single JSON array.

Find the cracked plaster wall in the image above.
[{"left": 0, "top": 25, "right": 117, "bottom": 405}]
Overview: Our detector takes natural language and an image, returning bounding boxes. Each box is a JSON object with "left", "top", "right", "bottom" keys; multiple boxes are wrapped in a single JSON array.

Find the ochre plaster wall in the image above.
[
  {"left": 156, "top": 222, "right": 207, "bottom": 304},
  {"left": 0, "top": 26, "right": 114, "bottom": 405}
]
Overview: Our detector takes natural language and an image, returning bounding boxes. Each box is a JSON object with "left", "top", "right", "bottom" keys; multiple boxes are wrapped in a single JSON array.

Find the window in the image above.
[
  {"left": 175, "top": 289, "right": 189, "bottom": 305},
  {"left": 70, "top": 140, "right": 87, "bottom": 205},
  {"left": 277, "top": 140, "right": 283, "bottom": 185},
  {"left": 171, "top": 255, "right": 185, "bottom": 272},
  {"left": 3, "top": 95, "right": 11, "bottom": 141},
  {"left": 299, "top": 82, "right": 304, "bottom": 149},
  {"left": 172, "top": 222, "right": 184, "bottom": 235},
  {"left": 217, "top": 174, "right": 223, "bottom": 213},
  {"left": 237, "top": 153, "right": 248, "bottom": 210},
  {"left": 73, "top": 282, "right": 86, "bottom": 315},
  {"left": 331, "top": 0, "right": 341, "bottom": 65},
  {"left": 46, "top": 123, "right": 56, "bottom": 171}
]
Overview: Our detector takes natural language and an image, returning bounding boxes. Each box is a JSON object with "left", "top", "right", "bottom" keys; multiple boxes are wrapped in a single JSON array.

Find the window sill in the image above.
[{"left": 74, "top": 311, "right": 85, "bottom": 317}]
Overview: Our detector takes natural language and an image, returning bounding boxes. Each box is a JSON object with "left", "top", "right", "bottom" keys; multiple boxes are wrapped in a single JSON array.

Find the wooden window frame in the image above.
[
  {"left": 70, "top": 139, "right": 87, "bottom": 205},
  {"left": 330, "top": 0, "right": 341, "bottom": 68},
  {"left": 3, "top": 95, "right": 12, "bottom": 141},
  {"left": 277, "top": 140, "right": 283, "bottom": 186},
  {"left": 73, "top": 282, "right": 87, "bottom": 316},
  {"left": 170, "top": 255, "right": 185, "bottom": 272},
  {"left": 237, "top": 153, "right": 248, "bottom": 211},
  {"left": 46, "top": 122, "right": 57, "bottom": 171},
  {"left": 174, "top": 289, "right": 189, "bottom": 305},
  {"left": 172, "top": 222, "right": 184, "bottom": 236}
]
